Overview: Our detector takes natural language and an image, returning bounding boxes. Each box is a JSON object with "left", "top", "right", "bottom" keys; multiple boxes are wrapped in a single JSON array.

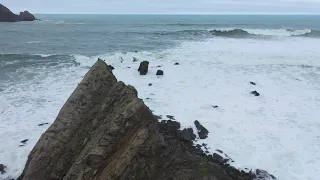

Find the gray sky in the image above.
[{"left": 1, "top": 0, "right": 320, "bottom": 14}]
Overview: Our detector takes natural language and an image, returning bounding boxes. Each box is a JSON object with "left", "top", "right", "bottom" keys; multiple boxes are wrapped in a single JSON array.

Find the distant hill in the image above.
[{"left": 0, "top": 4, "right": 36, "bottom": 22}]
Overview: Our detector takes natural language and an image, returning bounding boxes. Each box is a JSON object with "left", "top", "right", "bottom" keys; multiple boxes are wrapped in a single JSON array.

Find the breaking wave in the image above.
[
  {"left": 209, "top": 29, "right": 252, "bottom": 38},
  {"left": 0, "top": 54, "right": 81, "bottom": 68},
  {"left": 209, "top": 28, "right": 318, "bottom": 38},
  {"left": 294, "top": 30, "right": 320, "bottom": 38},
  {"left": 159, "top": 28, "right": 319, "bottom": 38}
]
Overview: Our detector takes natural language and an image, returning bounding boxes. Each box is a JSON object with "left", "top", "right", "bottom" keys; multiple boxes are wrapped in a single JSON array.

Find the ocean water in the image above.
[{"left": 0, "top": 14, "right": 320, "bottom": 180}]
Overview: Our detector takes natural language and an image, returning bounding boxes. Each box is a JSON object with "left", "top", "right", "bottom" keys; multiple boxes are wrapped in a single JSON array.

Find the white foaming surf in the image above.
[
  {"left": 1, "top": 36, "right": 320, "bottom": 180},
  {"left": 26, "top": 41, "right": 42, "bottom": 44},
  {"left": 244, "top": 28, "right": 311, "bottom": 36},
  {"left": 208, "top": 28, "right": 314, "bottom": 37}
]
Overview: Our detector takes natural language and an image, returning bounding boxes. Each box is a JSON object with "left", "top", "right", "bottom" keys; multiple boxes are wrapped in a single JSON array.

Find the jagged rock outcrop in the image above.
[
  {"left": 0, "top": 4, "right": 36, "bottom": 22},
  {"left": 17, "top": 59, "right": 276, "bottom": 180},
  {"left": 0, "top": 4, "right": 19, "bottom": 22},
  {"left": 19, "top": 11, "right": 36, "bottom": 21}
]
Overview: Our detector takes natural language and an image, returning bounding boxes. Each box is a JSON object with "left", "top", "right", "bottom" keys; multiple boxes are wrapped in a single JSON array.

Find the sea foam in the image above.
[{"left": 1, "top": 36, "right": 320, "bottom": 180}]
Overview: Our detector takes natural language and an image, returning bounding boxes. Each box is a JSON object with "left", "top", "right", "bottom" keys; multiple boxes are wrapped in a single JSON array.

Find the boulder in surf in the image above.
[{"left": 138, "top": 61, "right": 149, "bottom": 75}]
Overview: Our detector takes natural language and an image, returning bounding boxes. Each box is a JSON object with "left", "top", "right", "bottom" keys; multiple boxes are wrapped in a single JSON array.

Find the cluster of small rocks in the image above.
[
  {"left": 138, "top": 60, "right": 164, "bottom": 76},
  {"left": 249, "top": 81, "right": 260, "bottom": 96},
  {"left": 158, "top": 119, "right": 276, "bottom": 180}
]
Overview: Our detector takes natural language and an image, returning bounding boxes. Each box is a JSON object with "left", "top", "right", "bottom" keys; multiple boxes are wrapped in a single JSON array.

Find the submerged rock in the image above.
[
  {"left": 251, "top": 91, "right": 260, "bottom": 96},
  {"left": 216, "top": 149, "right": 224, "bottom": 154},
  {"left": 0, "top": 4, "right": 36, "bottom": 22},
  {"left": 20, "top": 139, "right": 28, "bottom": 144},
  {"left": 133, "top": 57, "right": 138, "bottom": 62},
  {"left": 0, "top": 164, "right": 6, "bottom": 174},
  {"left": 194, "top": 120, "right": 209, "bottom": 139},
  {"left": 166, "top": 115, "right": 175, "bottom": 120},
  {"left": 138, "top": 61, "right": 149, "bottom": 75},
  {"left": 156, "top": 70, "right": 164, "bottom": 75},
  {"left": 18, "top": 59, "right": 276, "bottom": 180},
  {"left": 38, "top": 123, "right": 49, "bottom": 126}
]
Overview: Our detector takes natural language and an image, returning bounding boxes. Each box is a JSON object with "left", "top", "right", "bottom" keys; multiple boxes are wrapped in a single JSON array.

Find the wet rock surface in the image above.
[
  {"left": 20, "top": 139, "right": 28, "bottom": 144},
  {"left": 17, "top": 59, "right": 276, "bottom": 180},
  {"left": 133, "top": 57, "right": 138, "bottom": 62},
  {"left": 0, "top": 164, "right": 6, "bottom": 174},
  {"left": 166, "top": 115, "right": 175, "bottom": 120},
  {"left": 251, "top": 91, "right": 260, "bottom": 96},
  {"left": 138, "top": 61, "right": 149, "bottom": 75},
  {"left": 156, "top": 70, "right": 164, "bottom": 75},
  {"left": 194, "top": 120, "right": 209, "bottom": 139},
  {"left": 108, "top": 65, "right": 114, "bottom": 70},
  {"left": 38, "top": 123, "right": 49, "bottom": 126}
]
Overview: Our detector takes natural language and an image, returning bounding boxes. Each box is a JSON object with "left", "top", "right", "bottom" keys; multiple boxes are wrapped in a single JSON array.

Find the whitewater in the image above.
[{"left": 1, "top": 15, "right": 320, "bottom": 180}]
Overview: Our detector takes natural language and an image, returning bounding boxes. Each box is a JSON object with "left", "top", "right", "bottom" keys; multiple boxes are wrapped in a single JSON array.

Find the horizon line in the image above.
[{"left": 33, "top": 12, "right": 320, "bottom": 15}]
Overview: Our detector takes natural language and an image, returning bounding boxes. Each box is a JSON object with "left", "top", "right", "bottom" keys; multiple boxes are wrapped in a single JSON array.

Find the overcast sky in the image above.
[{"left": 1, "top": 0, "right": 320, "bottom": 14}]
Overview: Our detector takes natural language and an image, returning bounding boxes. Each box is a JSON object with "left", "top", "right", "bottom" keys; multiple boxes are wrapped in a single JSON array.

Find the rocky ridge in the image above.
[
  {"left": 16, "top": 59, "right": 276, "bottom": 180},
  {"left": 0, "top": 4, "right": 36, "bottom": 22}
]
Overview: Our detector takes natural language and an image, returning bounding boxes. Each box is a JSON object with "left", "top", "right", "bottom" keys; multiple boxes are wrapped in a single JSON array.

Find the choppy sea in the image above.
[{"left": 1, "top": 14, "right": 320, "bottom": 180}]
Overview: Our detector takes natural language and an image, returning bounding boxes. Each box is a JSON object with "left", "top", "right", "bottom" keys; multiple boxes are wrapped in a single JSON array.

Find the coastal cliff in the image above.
[
  {"left": 0, "top": 4, "right": 36, "bottom": 22},
  {"left": 17, "top": 59, "right": 275, "bottom": 180}
]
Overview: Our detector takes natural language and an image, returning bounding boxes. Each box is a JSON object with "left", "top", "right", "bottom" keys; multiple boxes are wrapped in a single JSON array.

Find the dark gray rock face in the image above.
[
  {"left": 179, "top": 128, "right": 196, "bottom": 141},
  {"left": 108, "top": 65, "right": 114, "bottom": 70},
  {"left": 19, "top": 11, "right": 36, "bottom": 21},
  {"left": 0, "top": 4, "right": 19, "bottom": 22},
  {"left": 17, "top": 59, "right": 276, "bottom": 180},
  {"left": 251, "top": 91, "right": 260, "bottom": 96},
  {"left": 194, "top": 120, "right": 209, "bottom": 139},
  {"left": 156, "top": 70, "right": 164, "bottom": 75},
  {"left": 138, "top": 61, "right": 149, "bottom": 75},
  {"left": 0, "top": 164, "right": 6, "bottom": 174},
  {"left": 0, "top": 4, "right": 36, "bottom": 22}
]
